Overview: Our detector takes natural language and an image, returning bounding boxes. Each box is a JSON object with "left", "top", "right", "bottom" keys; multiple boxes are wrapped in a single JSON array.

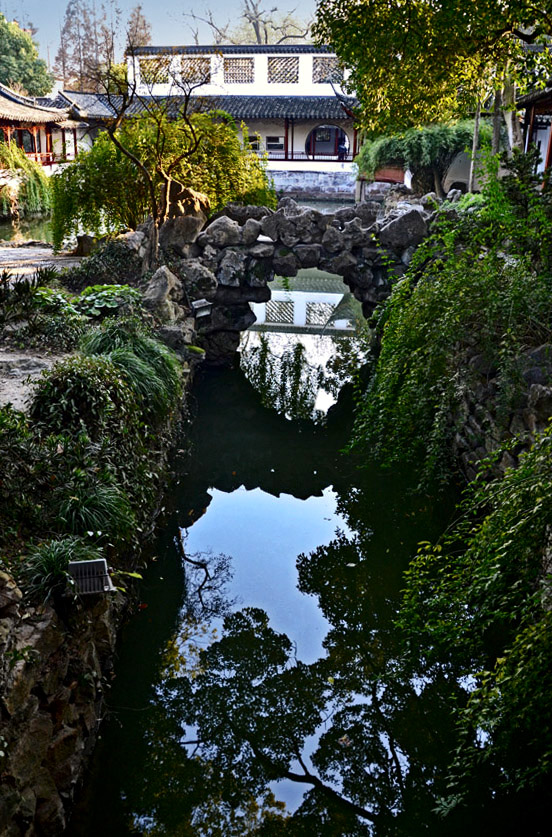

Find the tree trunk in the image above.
[
  {"left": 502, "top": 81, "right": 524, "bottom": 151},
  {"left": 148, "top": 220, "right": 160, "bottom": 271},
  {"left": 468, "top": 99, "right": 481, "bottom": 193},
  {"left": 432, "top": 167, "right": 445, "bottom": 199},
  {"left": 492, "top": 89, "right": 502, "bottom": 155}
]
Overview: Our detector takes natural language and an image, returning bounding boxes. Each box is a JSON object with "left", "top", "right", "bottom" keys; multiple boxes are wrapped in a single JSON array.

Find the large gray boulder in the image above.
[
  {"left": 295, "top": 244, "right": 322, "bottom": 268},
  {"left": 217, "top": 249, "right": 248, "bottom": 286},
  {"left": 178, "top": 261, "right": 218, "bottom": 301},
  {"left": 321, "top": 225, "right": 346, "bottom": 253},
  {"left": 199, "top": 216, "right": 242, "bottom": 247},
  {"left": 197, "top": 303, "right": 256, "bottom": 334},
  {"left": 142, "top": 265, "right": 185, "bottom": 322},
  {"left": 378, "top": 208, "right": 428, "bottom": 252},
  {"left": 260, "top": 211, "right": 300, "bottom": 247},
  {"left": 159, "top": 215, "right": 205, "bottom": 256},
  {"left": 242, "top": 218, "right": 262, "bottom": 245},
  {"left": 272, "top": 249, "right": 299, "bottom": 277}
]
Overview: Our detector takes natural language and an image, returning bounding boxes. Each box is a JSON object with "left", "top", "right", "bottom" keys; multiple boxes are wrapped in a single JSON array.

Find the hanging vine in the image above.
[{"left": 0, "top": 141, "right": 51, "bottom": 218}]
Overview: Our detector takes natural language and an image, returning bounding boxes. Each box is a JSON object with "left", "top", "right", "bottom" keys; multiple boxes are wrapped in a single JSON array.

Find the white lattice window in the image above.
[
  {"left": 266, "top": 300, "right": 294, "bottom": 323},
  {"left": 312, "top": 57, "right": 342, "bottom": 84},
  {"left": 306, "top": 302, "right": 335, "bottom": 326},
  {"left": 268, "top": 56, "right": 299, "bottom": 84},
  {"left": 181, "top": 57, "right": 211, "bottom": 84},
  {"left": 224, "top": 58, "right": 254, "bottom": 83},
  {"left": 139, "top": 57, "right": 170, "bottom": 85}
]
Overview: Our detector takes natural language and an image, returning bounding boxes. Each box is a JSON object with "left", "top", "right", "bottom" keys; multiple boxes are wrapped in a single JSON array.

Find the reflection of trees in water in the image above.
[
  {"left": 124, "top": 459, "right": 549, "bottom": 836},
  {"left": 175, "top": 527, "right": 234, "bottom": 621},
  {"left": 240, "top": 324, "right": 376, "bottom": 416},
  {"left": 124, "top": 474, "right": 477, "bottom": 836},
  {"left": 240, "top": 335, "right": 324, "bottom": 420}
]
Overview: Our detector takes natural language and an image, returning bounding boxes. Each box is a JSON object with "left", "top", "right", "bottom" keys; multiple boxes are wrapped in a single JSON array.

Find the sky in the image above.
[{"left": 1, "top": 0, "right": 318, "bottom": 64}]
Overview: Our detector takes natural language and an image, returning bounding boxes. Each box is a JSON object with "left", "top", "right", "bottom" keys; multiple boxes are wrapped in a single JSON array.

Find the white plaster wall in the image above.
[
  {"left": 130, "top": 51, "right": 346, "bottom": 98},
  {"left": 252, "top": 290, "right": 350, "bottom": 328}
]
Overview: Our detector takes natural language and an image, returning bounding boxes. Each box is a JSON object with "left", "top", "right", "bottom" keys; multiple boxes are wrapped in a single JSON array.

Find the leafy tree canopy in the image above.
[
  {"left": 356, "top": 120, "right": 493, "bottom": 197},
  {"left": 51, "top": 110, "right": 275, "bottom": 248},
  {"left": 313, "top": 1, "right": 552, "bottom": 135},
  {"left": 0, "top": 14, "right": 53, "bottom": 95}
]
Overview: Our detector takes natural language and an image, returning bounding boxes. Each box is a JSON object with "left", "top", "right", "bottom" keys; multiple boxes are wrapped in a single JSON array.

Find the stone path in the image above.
[
  {"left": 0, "top": 244, "right": 82, "bottom": 275},
  {"left": 0, "top": 245, "right": 82, "bottom": 411},
  {"left": 0, "top": 350, "right": 66, "bottom": 411}
]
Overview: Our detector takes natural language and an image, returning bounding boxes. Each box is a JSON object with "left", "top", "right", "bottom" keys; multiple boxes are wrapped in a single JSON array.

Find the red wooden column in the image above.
[
  {"left": 290, "top": 119, "right": 294, "bottom": 160},
  {"left": 73, "top": 128, "right": 78, "bottom": 159},
  {"left": 45, "top": 126, "right": 52, "bottom": 162},
  {"left": 284, "top": 118, "right": 289, "bottom": 161}
]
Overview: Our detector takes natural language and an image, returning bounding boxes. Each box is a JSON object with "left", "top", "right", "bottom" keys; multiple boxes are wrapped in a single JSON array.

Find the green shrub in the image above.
[
  {"left": 17, "top": 312, "right": 88, "bottom": 352},
  {"left": 18, "top": 537, "right": 102, "bottom": 604},
  {"left": 29, "top": 355, "right": 137, "bottom": 441},
  {"left": 81, "top": 317, "right": 182, "bottom": 397},
  {"left": 33, "top": 287, "right": 80, "bottom": 316},
  {"left": 60, "top": 240, "right": 143, "bottom": 292},
  {"left": 51, "top": 115, "right": 276, "bottom": 246},
  {"left": 75, "top": 284, "right": 143, "bottom": 318},
  {"left": 102, "top": 347, "right": 174, "bottom": 422},
  {"left": 53, "top": 476, "right": 136, "bottom": 543},
  {"left": 398, "top": 424, "right": 552, "bottom": 799},
  {"left": 0, "top": 269, "right": 40, "bottom": 328},
  {"left": 0, "top": 142, "right": 51, "bottom": 217},
  {"left": 355, "top": 120, "right": 493, "bottom": 196}
]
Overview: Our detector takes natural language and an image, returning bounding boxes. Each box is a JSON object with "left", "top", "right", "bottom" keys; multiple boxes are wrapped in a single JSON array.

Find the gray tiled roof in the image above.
[
  {"left": 130, "top": 44, "right": 334, "bottom": 56},
  {"left": 0, "top": 82, "right": 68, "bottom": 123},
  {"left": 60, "top": 91, "right": 117, "bottom": 118},
  {"left": 48, "top": 90, "right": 357, "bottom": 122},
  {"left": 123, "top": 95, "right": 357, "bottom": 120}
]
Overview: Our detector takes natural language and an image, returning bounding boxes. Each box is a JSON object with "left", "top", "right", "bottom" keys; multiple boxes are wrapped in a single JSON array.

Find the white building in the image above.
[{"left": 127, "top": 45, "right": 359, "bottom": 199}]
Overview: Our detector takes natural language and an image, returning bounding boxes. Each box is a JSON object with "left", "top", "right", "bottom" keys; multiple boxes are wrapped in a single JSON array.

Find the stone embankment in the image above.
[
  {"left": 453, "top": 344, "right": 552, "bottom": 480},
  {"left": 0, "top": 578, "right": 124, "bottom": 835}
]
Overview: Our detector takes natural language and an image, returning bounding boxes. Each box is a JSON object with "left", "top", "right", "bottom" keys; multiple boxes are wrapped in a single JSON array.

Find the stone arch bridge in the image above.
[{"left": 142, "top": 197, "right": 434, "bottom": 363}]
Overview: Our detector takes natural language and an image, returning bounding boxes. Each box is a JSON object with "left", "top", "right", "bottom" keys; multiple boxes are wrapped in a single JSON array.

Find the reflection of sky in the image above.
[
  {"left": 181, "top": 483, "right": 352, "bottom": 811},
  {"left": 182, "top": 484, "right": 351, "bottom": 663}
]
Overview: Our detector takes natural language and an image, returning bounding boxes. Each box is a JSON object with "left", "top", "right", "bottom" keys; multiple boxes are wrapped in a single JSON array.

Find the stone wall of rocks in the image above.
[
  {"left": 0, "top": 575, "right": 125, "bottom": 835},
  {"left": 453, "top": 344, "right": 552, "bottom": 481},
  {"left": 267, "top": 168, "right": 357, "bottom": 200}
]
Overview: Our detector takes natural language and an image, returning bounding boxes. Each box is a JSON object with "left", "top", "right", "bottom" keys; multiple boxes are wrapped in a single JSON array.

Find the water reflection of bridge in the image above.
[{"left": 249, "top": 271, "right": 355, "bottom": 336}]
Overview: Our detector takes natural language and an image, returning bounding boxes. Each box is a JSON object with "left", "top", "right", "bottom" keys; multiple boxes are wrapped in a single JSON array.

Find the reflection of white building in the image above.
[
  {"left": 249, "top": 272, "right": 355, "bottom": 334},
  {"left": 128, "top": 45, "right": 359, "bottom": 199}
]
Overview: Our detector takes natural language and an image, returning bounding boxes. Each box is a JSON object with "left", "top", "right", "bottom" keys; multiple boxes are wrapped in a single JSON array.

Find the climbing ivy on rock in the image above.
[{"left": 351, "top": 149, "right": 552, "bottom": 482}]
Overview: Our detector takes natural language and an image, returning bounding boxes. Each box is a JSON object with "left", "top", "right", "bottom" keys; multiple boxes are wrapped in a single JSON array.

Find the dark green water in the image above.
[
  {"left": 66, "top": 359, "right": 478, "bottom": 836},
  {"left": 0, "top": 216, "right": 53, "bottom": 243},
  {"left": 65, "top": 346, "right": 551, "bottom": 836}
]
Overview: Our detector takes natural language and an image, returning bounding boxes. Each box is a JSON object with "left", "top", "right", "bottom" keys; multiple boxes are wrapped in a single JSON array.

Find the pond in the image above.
[
  {"left": 66, "top": 275, "right": 544, "bottom": 835},
  {"left": 66, "top": 314, "right": 474, "bottom": 836},
  {"left": 0, "top": 216, "right": 53, "bottom": 243}
]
